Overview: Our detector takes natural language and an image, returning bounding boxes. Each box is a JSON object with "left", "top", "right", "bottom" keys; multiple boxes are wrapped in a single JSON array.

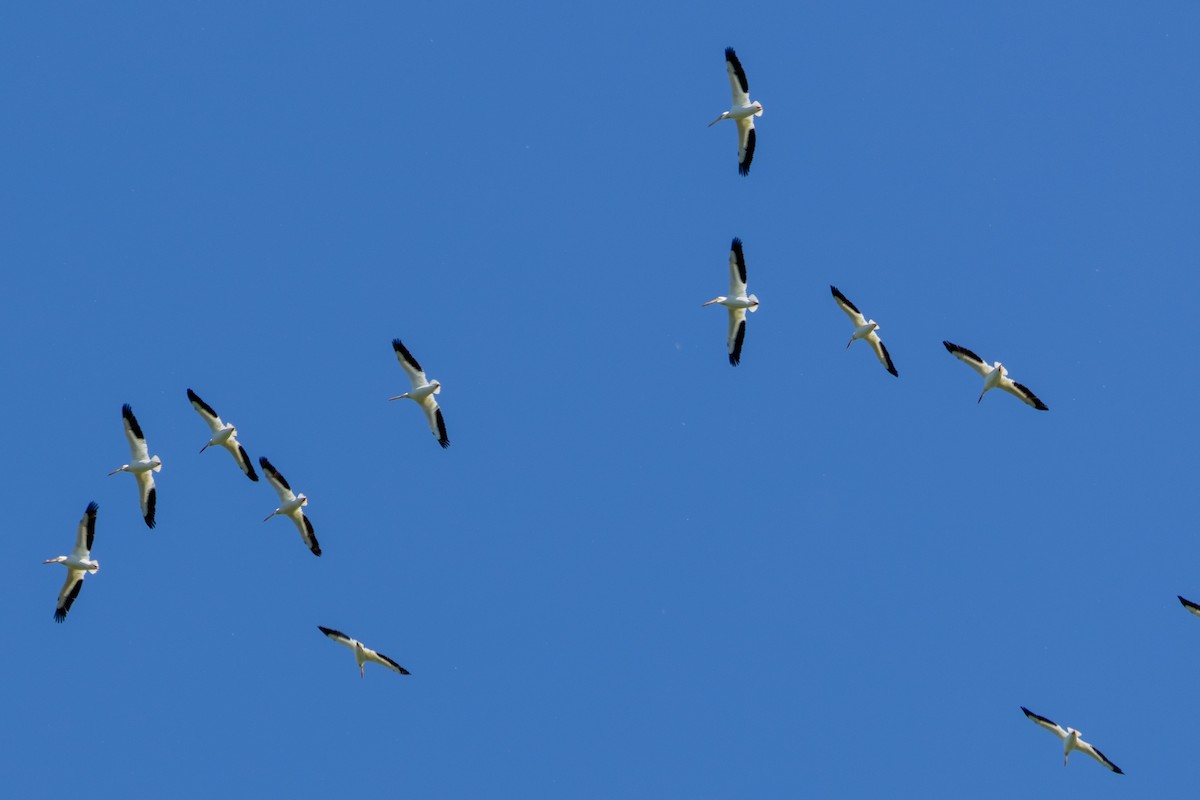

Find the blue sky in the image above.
[{"left": 3, "top": 2, "right": 1198, "bottom": 797}]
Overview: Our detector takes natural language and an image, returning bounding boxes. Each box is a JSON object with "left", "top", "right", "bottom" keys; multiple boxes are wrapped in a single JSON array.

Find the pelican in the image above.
[
  {"left": 44, "top": 502, "right": 100, "bottom": 623},
  {"left": 318, "top": 626, "right": 410, "bottom": 678},
  {"left": 703, "top": 237, "right": 760, "bottom": 365},
  {"left": 1179, "top": 595, "right": 1200, "bottom": 617},
  {"left": 1020, "top": 707, "right": 1123, "bottom": 774},
  {"left": 388, "top": 338, "right": 449, "bottom": 448},
  {"left": 260, "top": 457, "right": 321, "bottom": 556},
  {"left": 187, "top": 389, "right": 258, "bottom": 481},
  {"left": 708, "top": 47, "right": 763, "bottom": 176},
  {"left": 943, "top": 341, "right": 1048, "bottom": 410},
  {"left": 830, "top": 286, "right": 898, "bottom": 376},
  {"left": 108, "top": 404, "right": 161, "bottom": 528}
]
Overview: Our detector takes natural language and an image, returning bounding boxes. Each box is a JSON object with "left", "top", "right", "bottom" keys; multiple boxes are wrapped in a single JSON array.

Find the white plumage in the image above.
[
  {"left": 44, "top": 502, "right": 100, "bottom": 623},
  {"left": 943, "top": 341, "right": 1048, "bottom": 410},
  {"left": 1021, "top": 707, "right": 1123, "bottom": 774},
  {"left": 830, "top": 286, "right": 898, "bottom": 377},
  {"left": 260, "top": 457, "right": 321, "bottom": 557},
  {"left": 188, "top": 388, "right": 258, "bottom": 481},
  {"left": 708, "top": 47, "right": 763, "bottom": 176},
  {"left": 318, "top": 626, "right": 410, "bottom": 679},
  {"left": 108, "top": 404, "right": 161, "bottom": 528},
  {"left": 703, "top": 237, "right": 760, "bottom": 366},
  {"left": 389, "top": 338, "right": 449, "bottom": 448}
]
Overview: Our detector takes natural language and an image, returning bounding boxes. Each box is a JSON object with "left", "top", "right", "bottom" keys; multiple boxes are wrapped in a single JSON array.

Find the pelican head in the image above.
[
  {"left": 107, "top": 465, "right": 127, "bottom": 476},
  {"left": 387, "top": 392, "right": 410, "bottom": 402},
  {"left": 707, "top": 111, "right": 730, "bottom": 127}
]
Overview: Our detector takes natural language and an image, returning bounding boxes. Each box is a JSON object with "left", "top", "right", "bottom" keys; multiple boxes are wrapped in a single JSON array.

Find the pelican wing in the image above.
[
  {"left": 867, "top": 331, "right": 899, "bottom": 377},
  {"left": 421, "top": 399, "right": 450, "bottom": 449},
  {"left": 1021, "top": 707, "right": 1068, "bottom": 739},
  {"left": 724, "top": 47, "right": 750, "bottom": 105},
  {"left": 830, "top": 286, "right": 867, "bottom": 327},
  {"left": 288, "top": 512, "right": 321, "bottom": 557},
  {"left": 736, "top": 120, "right": 756, "bottom": 176},
  {"left": 230, "top": 442, "right": 259, "bottom": 481},
  {"left": 1179, "top": 595, "right": 1200, "bottom": 617},
  {"left": 728, "top": 238, "right": 748, "bottom": 297},
  {"left": 1000, "top": 378, "right": 1049, "bottom": 411},
  {"left": 54, "top": 570, "right": 85, "bottom": 623},
  {"left": 318, "top": 626, "right": 356, "bottom": 651},
  {"left": 259, "top": 457, "right": 297, "bottom": 503},
  {"left": 943, "top": 341, "right": 993, "bottom": 377},
  {"left": 364, "top": 646, "right": 411, "bottom": 675},
  {"left": 136, "top": 472, "right": 156, "bottom": 529},
  {"left": 122, "top": 404, "right": 151, "bottom": 461},
  {"left": 72, "top": 501, "right": 98, "bottom": 559},
  {"left": 727, "top": 308, "right": 747, "bottom": 366},
  {"left": 186, "top": 389, "right": 225, "bottom": 434},
  {"left": 1076, "top": 737, "right": 1124, "bottom": 774},
  {"left": 392, "top": 338, "right": 429, "bottom": 389}
]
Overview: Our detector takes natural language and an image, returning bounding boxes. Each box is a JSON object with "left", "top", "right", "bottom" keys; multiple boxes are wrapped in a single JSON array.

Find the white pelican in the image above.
[
  {"left": 703, "top": 237, "right": 760, "bottom": 365},
  {"left": 830, "top": 286, "right": 898, "bottom": 376},
  {"left": 318, "top": 626, "right": 410, "bottom": 678},
  {"left": 708, "top": 47, "right": 763, "bottom": 176},
  {"left": 187, "top": 389, "right": 259, "bottom": 482},
  {"left": 1020, "top": 707, "right": 1123, "bottom": 774},
  {"left": 388, "top": 338, "right": 449, "bottom": 448},
  {"left": 44, "top": 501, "right": 100, "bottom": 623},
  {"left": 108, "top": 403, "right": 161, "bottom": 528},
  {"left": 260, "top": 457, "right": 321, "bottom": 557},
  {"left": 943, "top": 341, "right": 1048, "bottom": 410},
  {"left": 1179, "top": 595, "right": 1200, "bottom": 617}
]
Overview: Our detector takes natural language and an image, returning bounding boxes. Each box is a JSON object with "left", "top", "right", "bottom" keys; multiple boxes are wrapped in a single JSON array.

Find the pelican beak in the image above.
[
  {"left": 845, "top": 338, "right": 854, "bottom": 349},
  {"left": 702, "top": 298, "right": 719, "bottom": 307},
  {"left": 263, "top": 513, "right": 274, "bottom": 523},
  {"left": 107, "top": 467, "right": 122, "bottom": 476},
  {"left": 977, "top": 390, "right": 986, "bottom": 404},
  {"left": 199, "top": 443, "right": 209, "bottom": 453},
  {"left": 360, "top": 664, "right": 365, "bottom": 679},
  {"left": 707, "top": 115, "right": 724, "bottom": 127},
  {"left": 387, "top": 394, "right": 406, "bottom": 401}
]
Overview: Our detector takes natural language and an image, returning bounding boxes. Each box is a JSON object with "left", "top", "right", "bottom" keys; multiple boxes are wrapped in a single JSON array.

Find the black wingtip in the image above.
[
  {"left": 53, "top": 610, "right": 66, "bottom": 623},
  {"left": 85, "top": 501, "right": 99, "bottom": 515},
  {"left": 887, "top": 365, "right": 899, "bottom": 377}
]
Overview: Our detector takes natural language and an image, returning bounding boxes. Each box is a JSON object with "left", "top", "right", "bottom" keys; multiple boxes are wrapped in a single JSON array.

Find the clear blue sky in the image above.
[{"left": 3, "top": 2, "right": 1198, "bottom": 797}]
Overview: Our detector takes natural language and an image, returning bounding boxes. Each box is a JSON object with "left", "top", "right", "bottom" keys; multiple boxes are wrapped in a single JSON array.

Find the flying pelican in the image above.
[
  {"left": 708, "top": 47, "right": 763, "bottom": 176},
  {"left": 1020, "top": 707, "right": 1123, "bottom": 774},
  {"left": 260, "top": 457, "right": 321, "bottom": 556},
  {"left": 187, "top": 389, "right": 258, "bottom": 481},
  {"left": 44, "top": 501, "right": 100, "bottom": 623},
  {"left": 943, "top": 341, "right": 1048, "bottom": 410},
  {"left": 1179, "top": 595, "right": 1200, "bottom": 617},
  {"left": 388, "top": 338, "right": 449, "bottom": 448},
  {"left": 830, "top": 286, "right": 898, "bottom": 376},
  {"left": 318, "top": 626, "right": 410, "bottom": 678},
  {"left": 108, "top": 404, "right": 161, "bottom": 528},
  {"left": 703, "top": 237, "right": 760, "bottom": 365}
]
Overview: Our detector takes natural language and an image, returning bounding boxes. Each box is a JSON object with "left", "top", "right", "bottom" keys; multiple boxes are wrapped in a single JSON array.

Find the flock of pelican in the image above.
[
  {"left": 43, "top": 339, "right": 441, "bottom": 678},
  {"left": 40, "top": 48, "right": 1187, "bottom": 764}
]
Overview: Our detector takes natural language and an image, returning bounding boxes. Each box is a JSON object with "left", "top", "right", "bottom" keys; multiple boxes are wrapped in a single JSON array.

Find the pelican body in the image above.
[
  {"left": 260, "top": 457, "right": 321, "bottom": 557},
  {"left": 108, "top": 403, "right": 162, "bottom": 528},
  {"left": 388, "top": 338, "right": 449, "bottom": 448},
  {"left": 1021, "top": 707, "right": 1123, "bottom": 774},
  {"left": 703, "top": 237, "right": 760, "bottom": 365},
  {"left": 187, "top": 388, "right": 259, "bottom": 481},
  {"left": 943, "top": 341, "right": 1048, "bottom": 410},
  {"left": 318, "top": 626, "right": 411, "bottom": 679},
  {"left": 709, "top": 47, "right": 763, "bottom": 176},
  {"left": 44, "top": 501, "right": 100, "bottom": 622},
  {"left": 830, "top": 286, "right": 898, "bottom": 376}
]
